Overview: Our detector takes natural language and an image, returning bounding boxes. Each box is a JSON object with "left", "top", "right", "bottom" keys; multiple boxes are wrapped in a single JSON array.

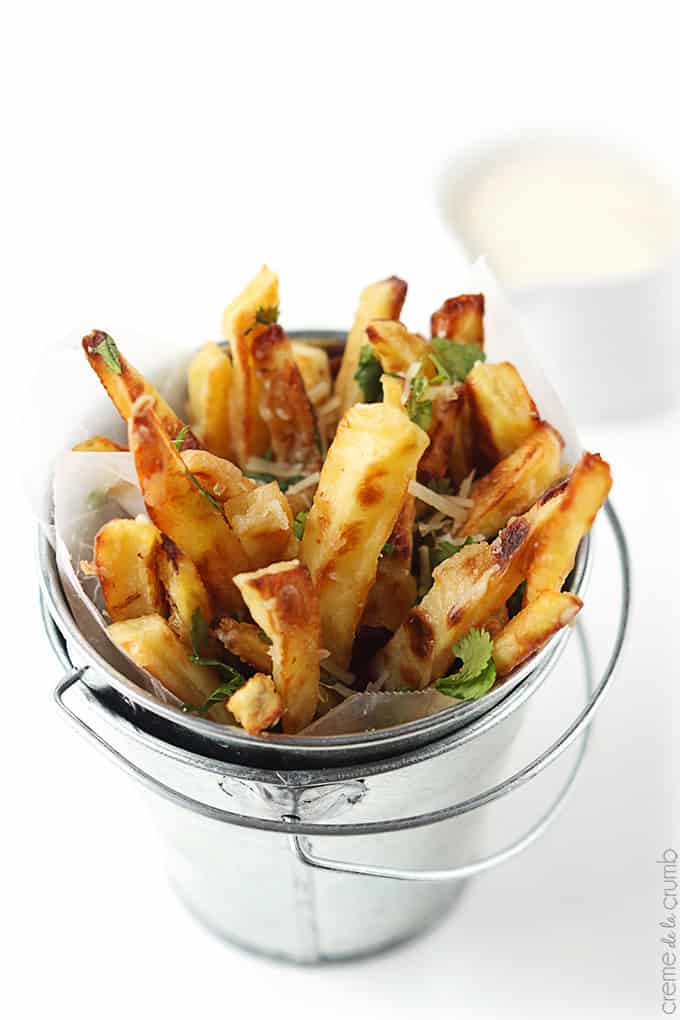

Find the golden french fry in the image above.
[
  {"left": 449, "top": 387, "right": 476, "bottom": 485},
  {"left": 107, "top": 614, "right": 231, "bottom": 723},
  {"left": 300, "top": 402, "right": 429, "bottom": 667},
  {"left": 375, "top": 515, "right": 537, "bottom": 690},
  {"left": 93, "top": 516, "right": 164, "bottom": 622},
  {"left": 251, "top": 325, "right": 321, "bottom": 469},
  {"left": 431, "top": 294, "right": 485, "bottom": 347},
  {"left": 483, "top": 603, "right": 510, "bottom": 639},
  {"left": 82, "top": 331, "right": 199, "bottom": 450},
  {"left": 381, "top": 375, "right": 406, "bottom": 411},
  {"left": 73, "top": 435, "right": 127, "bottom": 452},
  {"left": 129, "top": 396, "right": 248, "bottom": 615},
  {"left": 234, "top": 560, "right": 320, "bottom": 733},
  {"left": 156, "top": 536, "right": 213, "bottom": 647},
  {"left": 227, "top": 673, "right": 283, "bottom": 735},
  {"left": 187, "top": 342, "right": 234, "bottom": 459},
  {"left": 224, "top": 481, "right": 297, "bottom": 570},
  {"left": 525, "top": 452, "right": 612, "bottom": 603},
  {"left": 215, "top": 618, "right": 273, "bottom": 673},
  {"left": 365, "top": 320, "right": 427, "bottom": 374},
  {"left": 362, "top": 495, "right": 417, "bottom": 632},
  {"left": 290, "top": 341, "right": 332, "bottom": 406},
  {"left": 334, "top": 276, "right": 407, "bottom": 412},
  {"left": 180, "top": 449, "right": 255, "bottom": 502},
  {"left": 460, "top": 422, "right": 564, "bottom": 538},
  {"left": 221, "top": 265, "right": 279, "bottom": 465},
  {"left": 466, "top": 361, "right": 539, "bottom": 467},
  {"left": 494, "top": 591, "right": 582, "bottom": 676},
  {"left": 419, "top": 384, "right": 463, "bottom": 481}
]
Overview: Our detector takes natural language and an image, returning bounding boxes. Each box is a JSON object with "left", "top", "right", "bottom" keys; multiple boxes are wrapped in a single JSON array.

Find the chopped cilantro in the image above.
[
  {"left": 430, "top": 535, "right": 476, "bottom": 568},
  {"left": 185, "top": 608, "right": 246, "bottom": 712},
  {"left": 435, "top": 627, "right": 496, "bottom": 700},
  {"left": 406, "top": 373, "right": 432, "bottom": 431},
  {"left": 429, "top": 339, "right": 485, "bottom": 382},
  {"left": 292, "top": 510, "right": 308, "bottom": 540},
  {"left": 354, "top": 344, "right": 383, "bottom": 402},
  {"left": 89, "top": 333, "right": 121, "bottom": 374},
  {"left": 245, "top": 305, "right": 279, "bottom": 335}
]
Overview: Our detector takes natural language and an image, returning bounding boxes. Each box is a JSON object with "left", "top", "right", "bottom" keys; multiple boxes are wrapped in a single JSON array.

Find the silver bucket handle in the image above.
[{"left": 49, "top": 501, "right": 630, "bottom": 878}]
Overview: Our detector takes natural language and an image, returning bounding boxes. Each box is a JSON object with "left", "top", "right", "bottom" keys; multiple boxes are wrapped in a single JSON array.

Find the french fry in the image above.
[
  {"left": 459, "top": 422, "right": 564, "bottom": 539},
  {"left": 366, "top": 320, "right": 427, "bottom": 374},
  {"left": 381, "top": 374, "right": 406, "bottom": 411},
  {"left": 300, "top": 403, "right": 429, "bottom": 667},
  {"left": 494, "top": 591, "right": 582, "bottom": 676},
  {"left": 221, "top": 265, "right": 279, "bottom": 465},
  {"left": 466, "top": 361, "right": 539, "bottom": 467},
  {"left": 234, "top": 560, "right": 320, "bottom": 733},
  {"left": 156, "top": 535, "right": 213, "bottom": 647},
  {"left": 483, "top": 603, "right": 510, "bottom": 639},
  {"left": 334, "top": 276, "right": 407, "bottom": 412},
  {"left": 107, "top": 614, "right": 231, "bottom": 723},
  {"left": 180, "top": 449, "right": 255, "bottom": 502},
  {"left": 419, "top": 384, "right": 462, "bottom": 481},
  {"left": 227, "top": 673, "right": 283, "bottom": 735},
  {"left": 290, "top": 341, "right": 332, "bottom": 406},
  {"left": 73, "top": 435, "right": 127, "bottom": 452},
  {"left": 186, "top": 342, "right": 233, "bottom": 459},
  {"left": 224, "top": 481, "right": 297, "bottom": 570},
  {"left": 524, "top": 453, "right": 612, "bottom": 604},
  {"left": 362, "top": 495, "right": 417, "bottom": 632},
  {"left": 92, "top": 516, "right": 164, "bottom": 623},
  {"left": 251, "top": 324, "right": 321, "bottom": 469},
  {"left": 129, "top": 396, "right": 248, "bottom": 615},
  {"left": 431, "top": 294, "right": 485, "bottom": 347},
  {"left": 449, "top": 387, "right": 476, "bottom": 485},
  {"left": 215, "top": 618, "right": 273, "bottom": 673},
  {"left": 82, "top": 331, "right": 200, "bottom": 450},
  {"left": 375, "top": 515, "right": 537, "bottom": 690}
]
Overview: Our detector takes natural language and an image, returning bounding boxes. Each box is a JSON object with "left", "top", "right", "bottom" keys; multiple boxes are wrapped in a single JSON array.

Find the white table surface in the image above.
[{"left": 2, "top": 4, "right": 677, "bottom": 1017}]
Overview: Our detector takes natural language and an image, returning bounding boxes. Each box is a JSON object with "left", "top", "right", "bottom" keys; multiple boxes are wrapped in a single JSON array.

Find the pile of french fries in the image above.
[{"left": 73, "top": 266, "right": 612, "bottom": 737}]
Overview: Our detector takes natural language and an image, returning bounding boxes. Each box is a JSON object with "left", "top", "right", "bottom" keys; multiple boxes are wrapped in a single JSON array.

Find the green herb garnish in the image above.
[
  {"left": 382, "top": 542, "right": 395, "bottom": 557},
  {"left": 172, "top": 425, "right": 189, "bottom": 451},
  {"left": 292, "top": 510, "right": 308, "bottom": 540},
  {"left": 186, "top": 469, "right": 223, "bottom": 511},
  {"left": 185, "top": 608, "right": 246, "bottom": 712},
  {"left": 243, "top": 470, "right": 304, "bottom": 491},
  {"left": 354, "top": 344, "right": 383, "bottom": 402},
  {"left": 435, "top": 627, "right": 495, "bottom": 700},
  {"left": 406, "top": 373, "right": 432, "bottom": 431},
  {"left": 90, "top": 333, "right": 121, "bottom": 374},
  {"left": 429, "top": 339, "right": 485, "bottom": 382},
  {"left": 244, "top": 305, "right": 279, "bottom": 335}
]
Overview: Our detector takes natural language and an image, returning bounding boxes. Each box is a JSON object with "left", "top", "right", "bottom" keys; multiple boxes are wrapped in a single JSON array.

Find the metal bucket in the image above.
[{"left": 39, "top": 501, "right": 630, "bottom": 963}]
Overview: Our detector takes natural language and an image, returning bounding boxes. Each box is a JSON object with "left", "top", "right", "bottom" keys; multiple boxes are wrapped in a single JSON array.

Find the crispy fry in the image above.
[
  {"left": 375, "top": 515, "right": 537, "bottom": 690},
  {"left": 525, "top": 453, "right": 612, "bottom": 603},
  {"left": 483, "top": 604, "right": 510, "bottom": 639},
  {"left": 234, "top": 560, "right": 320, "bottom": 733},
  {"left": 300, "top": 403, "right": 429, "bottom": 667},
  {"left": 215, "top": 618, "right": 273, "bottom": 673},
  {"left": 459, "top": 422, "right": 564, "bottom": 539},
  {"left": 156, "top": 535, "right": 213, "bottom": 647},
  {"left": 93, "top": 516, "right": 164, "bottom": 622},
  {"left": 82, "top": 331, "right": 199, "bottom": 450},
  {"left": 449, "top": 387, "right": 476, "bottom": 485},
  {"left": 334, "top": 276, "right": 407, "bottom": 412},
  {"left": 224, "top": 481, "right": 297, "bottom": 570},
  {"left": 290, "top": 341, "right": 332, "bottom": 406},
  {"left": 466, "top": 361, "right": 539, "bottom": 467},
  {"left": 73, "top": 435, "right": 127, "bottom": 452},
  {"left": 494, "top": 591, "right": 582, "bottom": 676},
  {"left": 227, "top": 673, "right": 283, "bottom": 735},
  {"left": 431, "top": 294, "right": 485, "bottom": 347},
  {"left": 129, "top": 397, "right": 248, "bottom": 615},
  {"left": 180, "top": 449, "right": 255, "bottom": 502},
  {"left": 221, "top": 265, "right": 279, "bottom": 465},
  {"left": 381, "top": 374, "right": 406, "bottom": 411},
  {"left": 362, "top": 495, "right": 417, "bottom": 632},
  {"left": 186, "top": 342, "right": 234, "bottom": 459},
  {"left": 251, "top": 324, "right": 321, "bottom": 470},
  {"left": 107, "top": 614, "right": 231, "bottom": 723},
  {"left": 419, "top": 384, "right": 462, "bottom": 481},
  {"left": 365, "top": 320, "right": 427, "bottom": 374}
]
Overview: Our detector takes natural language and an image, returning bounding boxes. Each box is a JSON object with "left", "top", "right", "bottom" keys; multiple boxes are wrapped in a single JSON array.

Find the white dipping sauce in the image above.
[{"left": 445, "top": 143, "right": 675, "bottom": 289}]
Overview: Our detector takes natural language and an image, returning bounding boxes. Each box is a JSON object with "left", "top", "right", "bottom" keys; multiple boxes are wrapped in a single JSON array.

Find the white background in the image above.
[{"left": 1, "top": 3, "right": 677, "bottom": 1019}]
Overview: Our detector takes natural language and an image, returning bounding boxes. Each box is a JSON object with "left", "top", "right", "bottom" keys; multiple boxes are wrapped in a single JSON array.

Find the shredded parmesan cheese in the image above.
[
  {"left": 417, "top": 511, "right": 448, "bottom": 536},
  {"left": 246, "top": 457, "right": 305, "bottom": 479},
  {"left": 285, "top": 472, "right": 320, "bottom": 495},
  {"left": 408, "top": 480, "right": 473, "bottom": 522},
  {"left": 458, "top": 469, "right": 476, "bottom": 500}
]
